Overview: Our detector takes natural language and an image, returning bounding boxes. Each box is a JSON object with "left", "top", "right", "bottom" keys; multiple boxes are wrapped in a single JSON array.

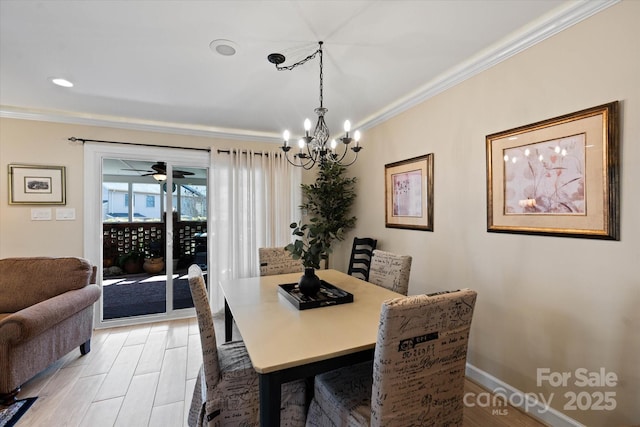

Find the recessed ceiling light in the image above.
[
  {"left": 209, "top": 39, "right": 238, "bottom": 56},
  {"left": 51, "top": 78, "right": 74, "bottom": 88}
]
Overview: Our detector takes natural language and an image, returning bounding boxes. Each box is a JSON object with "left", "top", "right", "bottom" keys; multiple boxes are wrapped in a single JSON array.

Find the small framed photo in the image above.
[
  {"left": 486, "top": 101, "right": 619, "bottom": 240},
  {"left": 8, "top": 164, "right": 66, "bottom": 205},
  {"left": 385, "top": 153, "right": 434, "bottom": 231}
]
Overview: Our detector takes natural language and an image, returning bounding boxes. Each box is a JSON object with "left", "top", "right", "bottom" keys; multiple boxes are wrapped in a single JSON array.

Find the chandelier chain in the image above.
[
  {"left": 274, "top": 49, "right": 320, "bottom": 72},
  {"left": 319, "top": 47, "right": 323, "bottom": 109}
]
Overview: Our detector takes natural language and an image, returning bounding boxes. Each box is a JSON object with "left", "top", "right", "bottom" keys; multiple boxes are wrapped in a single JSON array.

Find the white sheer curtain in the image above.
[{"left": 207, "top": 148, "right": 301, "bottom": 312}]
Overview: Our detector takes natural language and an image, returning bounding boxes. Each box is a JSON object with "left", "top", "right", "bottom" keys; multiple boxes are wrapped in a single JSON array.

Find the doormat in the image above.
[{"left": 0, "top": 397, "right": 37, "bottom": 427}]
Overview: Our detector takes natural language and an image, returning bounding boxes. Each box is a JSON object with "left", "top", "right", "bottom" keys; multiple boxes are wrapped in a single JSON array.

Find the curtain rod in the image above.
[
  {"left": 68, "top": 137, "right": 211, "bottom": 152},
  {"left": 217, "top": 149, "right": 282, "bottom": 157}
]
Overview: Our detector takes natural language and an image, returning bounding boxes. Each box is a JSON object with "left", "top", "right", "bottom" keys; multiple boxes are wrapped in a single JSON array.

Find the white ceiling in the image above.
[{"left": 0, "top": 1, "right": 615, "bottom": 143}]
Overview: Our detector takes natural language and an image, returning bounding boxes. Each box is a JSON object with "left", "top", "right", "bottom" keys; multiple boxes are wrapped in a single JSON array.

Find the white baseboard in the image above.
[{"left": 465, "top": 363, "right": 585, "bottom": 427}]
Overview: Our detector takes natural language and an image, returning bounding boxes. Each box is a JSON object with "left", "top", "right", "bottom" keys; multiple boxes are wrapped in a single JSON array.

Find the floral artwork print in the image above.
[
  {"left": 503, "top": 134, "right": 586, "bottom": 215},
  {"left": 392, "top": 169, "right": 423, "bottom": 217}
]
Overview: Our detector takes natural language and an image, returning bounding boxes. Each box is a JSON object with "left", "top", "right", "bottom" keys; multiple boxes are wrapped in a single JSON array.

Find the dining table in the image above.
[{"left": 219, "top": 268, "right": 404, "bottom": 427}]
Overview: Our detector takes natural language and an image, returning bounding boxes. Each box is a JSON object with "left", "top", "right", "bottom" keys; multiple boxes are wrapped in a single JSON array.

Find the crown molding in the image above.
[
  {"left": 1, "top": 0, "right": 619, "bottom": 139},
  {"left": 357, "top": 0, "right": 620, "bottom": 131},
  {"left": 0, "top": 106, "right": 281, "bottom": 143}
]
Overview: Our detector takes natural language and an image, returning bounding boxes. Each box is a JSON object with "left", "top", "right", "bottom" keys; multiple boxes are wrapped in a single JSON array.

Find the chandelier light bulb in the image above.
[
  {"left": 304, "top": 119, "right": 311, "bottom": 132},
  {"left": 298, "top": 139, "right": 305, "bottom": 149},
  {"left": 343, "top": 120, "right": 351, "bottom": 133},
  {"left": 330, "top": 139, "right": 337, "bottom": 150},
  {"left": 283, "top": 130, "right": 290, "bottom": 146},
  {"left": 354, "top": 130, "right": 361, "bottom": 146}
]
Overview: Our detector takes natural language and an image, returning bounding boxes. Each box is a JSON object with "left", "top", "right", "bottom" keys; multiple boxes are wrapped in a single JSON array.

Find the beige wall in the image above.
[
  {"left": 1, "top": 2, "right": 638, "bottom": 425},
  {"left": 0, "top": 120, "right": 277, "bottom": 258},
  {"left": 331, "top": 2, "right": 638, "bottom": 425}
]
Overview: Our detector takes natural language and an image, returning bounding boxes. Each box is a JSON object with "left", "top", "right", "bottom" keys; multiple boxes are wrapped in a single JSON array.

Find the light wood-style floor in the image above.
[{"left": 14, "top": 316, "right": 548, "bottom": 427}]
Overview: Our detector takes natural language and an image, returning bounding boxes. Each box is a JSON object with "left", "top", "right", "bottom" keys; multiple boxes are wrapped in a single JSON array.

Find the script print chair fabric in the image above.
[
  {"left": 187, "top": 265, "right": 307, "bottom": 426},
  {"left": 259, "top": 247, "right": 303, "bottom": 276},
  {"left": 305, "top": 288, "right": 477, "bottom": 427},
  {"left": 367, "top": 249, "right": 412, "bottom": 295},
  {"left": 346, "top": 237, "right": 377, "bottom": 281}
]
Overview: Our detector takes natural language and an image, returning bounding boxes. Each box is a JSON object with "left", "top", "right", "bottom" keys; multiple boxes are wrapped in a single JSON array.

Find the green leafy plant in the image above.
[
  {"left": 286, "top": 161, "right": 357, "bottom": 268},
  {"left": 118, "top": 249, "right": 144, "bottom": 268},
  {"left": 285, "top": 218, "right": 338, "bottom": 269}
]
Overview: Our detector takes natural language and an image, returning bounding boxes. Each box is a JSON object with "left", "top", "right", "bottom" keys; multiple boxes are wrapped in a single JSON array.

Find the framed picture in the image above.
[
  {"left": 8, "top": 164, "right": 66, "bottom": 205},
  {"left": 486, "top": 101, "right": 619, "bottom": 240},
  {"left": 385, "top": 154, "right": 434, "bottom": 231}
]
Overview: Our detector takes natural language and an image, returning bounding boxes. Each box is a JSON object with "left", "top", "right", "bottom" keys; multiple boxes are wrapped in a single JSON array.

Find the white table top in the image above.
[{"left": 219, "top": 269, "right": 404, "bottom": 374}]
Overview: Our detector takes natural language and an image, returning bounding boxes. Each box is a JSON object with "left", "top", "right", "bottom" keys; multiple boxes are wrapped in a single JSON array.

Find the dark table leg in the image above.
[
  {"left": 224, "top": 299, "right": 233, "bottom": 342},
  {"left": 259, "top": 373, "right": 282, "bottom": 427},
  {"left": 255, "top": 349, "right": 375, "bottom": 426}
]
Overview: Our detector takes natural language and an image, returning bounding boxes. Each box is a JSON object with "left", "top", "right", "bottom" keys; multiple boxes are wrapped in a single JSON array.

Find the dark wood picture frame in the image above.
[
  {"left": 486, "top": 101, "right": 619, "bottom": 240},
  {"left": 385, "top": 153, "right": 434, "bottom": 231},
  {"left": 8, "top": 164, "right": 67, "bottom": 205}
]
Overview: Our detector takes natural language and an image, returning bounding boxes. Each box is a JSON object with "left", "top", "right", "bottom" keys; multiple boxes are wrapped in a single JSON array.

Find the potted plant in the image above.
[
  {"left": 143, "top": 240, "right": 165, "bottom": 274},
  {"left": 285, "top": 218, "right": 334, "bottom": 296},
  {"left": 285, "top": 161, "right": 358, "bottom": 295},
  {"left": 118, "top": 249, "right": 144, "bottom": 274},
  {"left": 103, "top": 237, "right": 118, "bottom": 268},
  {"left": 298, "top": 161, "right": 357, "bottom": 268}
]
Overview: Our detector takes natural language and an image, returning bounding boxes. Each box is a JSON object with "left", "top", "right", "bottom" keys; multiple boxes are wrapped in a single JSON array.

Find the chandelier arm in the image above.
[
  {"left": 285, "top": 149, "right": 317, "bottom": 169},
  {"left": 283, "top": 151, "right": 301, "bottom": 167},
  {"left": 330, "top": 144, "right": 351, "bottom": 164},
  {"left": 333, "top": 148, "right": 359, "bottom": 167}
]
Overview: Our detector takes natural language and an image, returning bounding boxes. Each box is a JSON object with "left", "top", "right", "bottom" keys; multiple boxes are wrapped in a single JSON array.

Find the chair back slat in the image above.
[{"left": 347, "top": 237, "right": 377, "bottom": 281}]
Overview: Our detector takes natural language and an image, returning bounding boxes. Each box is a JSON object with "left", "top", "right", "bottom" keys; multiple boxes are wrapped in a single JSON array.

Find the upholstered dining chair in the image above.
[
  {"left": 305, "top": 288, "right": 478, "bottom": 427},
  {"left": 367, "top": 249, "right": 412, "bottom": 295},
  {"left": 187, "top": 265, "right": 307, "bottom": 426},
  {"left": 346, "top": 237, "right": 377, "bottom": 281},
  {"left": 259, "top": 247, "right": 303, "bottom": 276}
]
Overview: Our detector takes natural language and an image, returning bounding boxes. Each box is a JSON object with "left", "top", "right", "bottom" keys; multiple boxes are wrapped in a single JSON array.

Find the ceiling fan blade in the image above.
[
  {"left": 122, "top": 168, "right": 154, "bottom": 172},
  {"left": 151, "top": 162, "right": 167, "bottom": 172}
]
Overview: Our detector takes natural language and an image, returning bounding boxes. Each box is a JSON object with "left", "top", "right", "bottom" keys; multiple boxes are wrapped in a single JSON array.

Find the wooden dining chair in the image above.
[
  {"left": 346, "top": 237, "right": 377, "bottom": 281},
  {"left": 305, "top": 289, "right": 478, "bottom": 427},
  {"left": 186, "top": 265, "right": 307, "bottom": 426},
  {"left": 367, "top": 249, "right": 412, "bottom": 295},
  {"left": 259, "top": 247, "right": 303, "bottom": 276}
]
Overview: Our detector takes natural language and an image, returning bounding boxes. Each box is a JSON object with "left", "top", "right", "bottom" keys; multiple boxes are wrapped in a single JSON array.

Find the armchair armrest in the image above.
[{"left": 0, "top": 284, "right": 101, "bottom": 345}]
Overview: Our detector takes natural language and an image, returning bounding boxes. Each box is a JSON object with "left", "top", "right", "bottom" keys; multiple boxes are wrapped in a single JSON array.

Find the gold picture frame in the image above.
[
  {"left": 385, "top": 154, "right": 434, "bottom": 231},
  {"left": 8, "top": 164, "right": 67, "bottom": 205},
  {"left": 486, "top": 101, "right": 619, "bottom": 240}
]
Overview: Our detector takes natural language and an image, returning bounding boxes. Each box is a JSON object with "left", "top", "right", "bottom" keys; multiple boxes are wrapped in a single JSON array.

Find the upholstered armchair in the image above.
[{"left": 0, "top": 257, "right": 100, "bottom": 402}]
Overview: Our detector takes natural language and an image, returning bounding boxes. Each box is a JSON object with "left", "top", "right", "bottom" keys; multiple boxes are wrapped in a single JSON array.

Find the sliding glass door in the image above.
[{"left": 85, "top": 143, "right": 210, "bottom": 327}]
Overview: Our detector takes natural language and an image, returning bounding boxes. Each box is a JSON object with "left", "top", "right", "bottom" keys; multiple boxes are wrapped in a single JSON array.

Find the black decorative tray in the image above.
[{"left": 278, "top": 280, "right": 354, "bottom": 310}]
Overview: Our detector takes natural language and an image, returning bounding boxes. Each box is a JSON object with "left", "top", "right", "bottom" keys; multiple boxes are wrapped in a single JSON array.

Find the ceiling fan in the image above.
[{"left": 123, "top": 161, "right": 195, "bottom": 180}]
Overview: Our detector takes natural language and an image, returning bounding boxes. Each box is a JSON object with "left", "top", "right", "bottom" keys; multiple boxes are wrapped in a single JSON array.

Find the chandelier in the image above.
[{"left": 268, "top": 41, "right": 362, "bottom": 169}]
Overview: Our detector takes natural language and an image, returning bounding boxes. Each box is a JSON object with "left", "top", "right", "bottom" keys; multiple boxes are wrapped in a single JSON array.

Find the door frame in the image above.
[{"left": 84, "top": 142, "right": 210, "bottom": 328}]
